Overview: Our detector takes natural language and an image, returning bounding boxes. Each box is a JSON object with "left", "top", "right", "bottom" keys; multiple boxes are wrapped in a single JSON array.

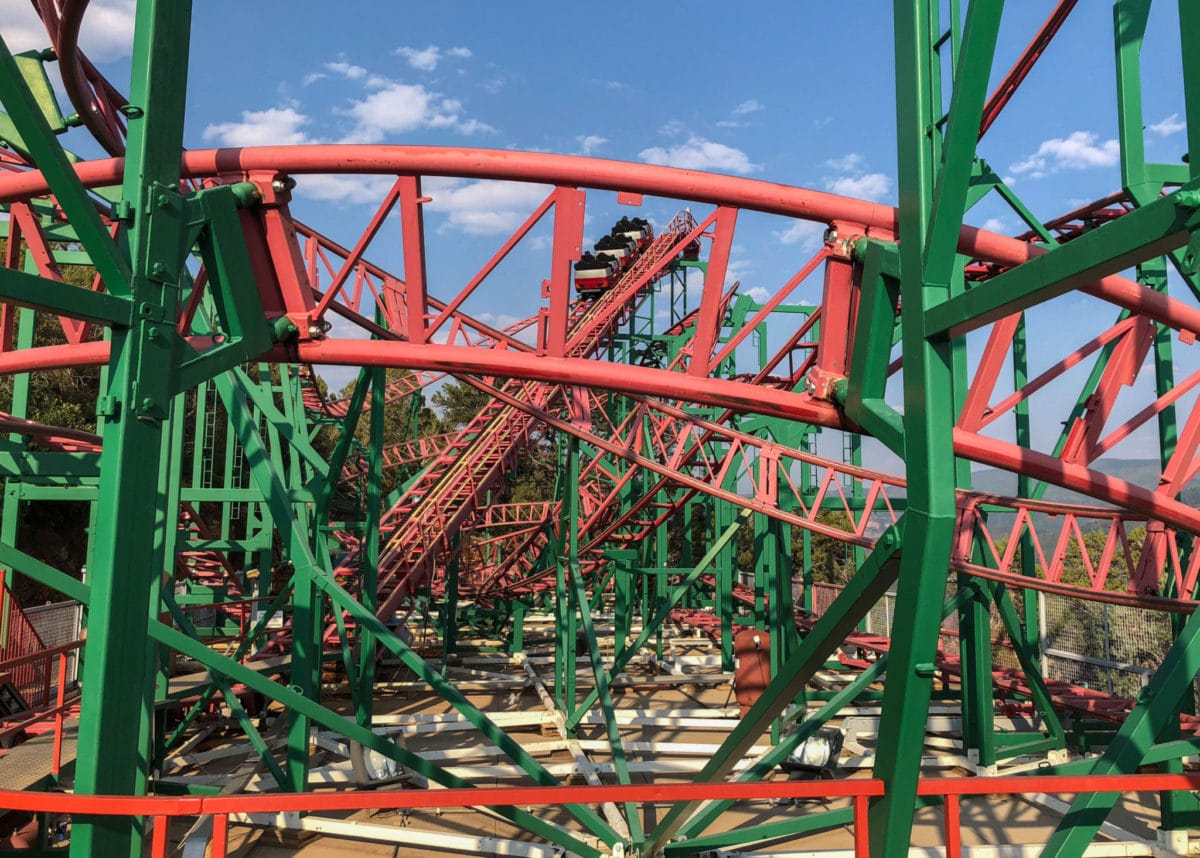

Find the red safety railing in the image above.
[
  {"left": 0, "top": 640, "right": 81, "bottom": 776},
  {"left": 0, "top": 586, "right": 50, "bottom": 707},
  {"left": 3, "top": 772, "right": 1198, "bottom": 857}
]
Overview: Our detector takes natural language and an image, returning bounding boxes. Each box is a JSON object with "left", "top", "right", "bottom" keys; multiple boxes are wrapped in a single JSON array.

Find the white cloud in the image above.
[
  {"left": 326, "top": 61, "right": 368, "bottom": 80},
  {"left": 295, "top": 174, "right": 397, "bottom": 206},
  {"left": 302, "top": 72, "right": 327, "bottom": 87},
  {"left": 732, "top": 99, "right": 764, "bottom": 116},
  {"left": 0, "top": 0, "right": 135, "bottom": 61},
  {"left": 745, "top": 286, "right": 772, "bottom": 303},
  {"left": 981, "top": 217, "right": 1008, "bottom": 233},
  {"left": 202, "top": 106, "right": 312, "bottom": 147},
  {"left": 812, "top": 116, "right": 834, "bottom": 130},
  {"left": 638, "top": 136, "right": 759, "bottom": 174},
  {"left": 824, "top": 153, "right": 864, "bottom": 173},
  {"left": 395, "top": 44, "right": 472, "bottom": 71},
  {"left": 423, "top": 177, "right": 554, "bottom": 235},
  {"left": 1148, "top": 113, "right": 1186, "bottom": 137},
  {"left": 826, "top": 172, "right": 892, "bottom": 201},
  {"left": 80, "top": 0, "right": 137, "bottom": 61},
  {"left": 576, "top": 134, "right": 607, "bottom": 155},
  {"left": 1009, "top": 130, "right": 1120, "bottom": 179},
  {"left": 715, "top": 120, "right": 747, "bottom": 129},
  {"left": 774, "top": 220, "right": 826, "bottom": 251},
  {"left": 820, "top": 152, "right": 892, "bottom": 202},
  {"left": 338, "top": 83, "right": 493, "bottom": 142},
  {"left": 658, "top": 120, "right": 685, "bottom": 137}
]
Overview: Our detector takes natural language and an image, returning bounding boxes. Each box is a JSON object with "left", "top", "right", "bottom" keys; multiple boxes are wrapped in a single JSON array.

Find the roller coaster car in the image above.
[
  {"left": 612, "top": 216, "right": 653, "bottom": 250},
  {"left": 574, "top": 251, "right": 620, "bottom": 298},
  {"left": 594, "top": 233, "right": 638, "bottom": 270}
]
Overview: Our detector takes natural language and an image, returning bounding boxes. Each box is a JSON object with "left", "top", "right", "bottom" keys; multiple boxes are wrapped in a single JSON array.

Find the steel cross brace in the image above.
[
  {"left": 213, "top": 370, "right": 623, "bottom": 850},
  {"left": 642, "top": 523, "right": 904, "bottom": 856}
]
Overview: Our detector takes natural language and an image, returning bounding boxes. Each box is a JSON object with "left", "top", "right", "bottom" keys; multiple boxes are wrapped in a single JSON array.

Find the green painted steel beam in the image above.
[
  {"left": 147, "top": 619, "right": 604, "bottom": 858},
  {"left": 0, "top": 450, "right": 100, "bottom": 478},
  {"left": 0, "top": 266, "right": 130, "bottom": 325},
  {"left": 565, "top": 507, "right": 752, "bottom": 731},
  {"left": 70, "top": 0, "right": 195, "bottom": 852},
  {"left": 160, "top": 591, "right": 288, "bottom": 788},
  {"left": 213, "top": 371, "right": 620, "bottom": 848},
  {"left": 1041, "top": 601, "right": 1200, "bottom": 858},
  {"left": 0, "top": 540, "right": 89, "bottom": 603},
  {"left": 926, "top": 183, "right": 1200, "bottom": 339},
  {"left": 678, "top": 655, "right": 889, "bottom": 841},
  {"left": 869, "top": 2, "right": 994, "bottom": 856},
  {"left": 643, "top": 524, "right": 902, "bottom": 856},
  {"left": 0, "top": 39, "right": 130, "bottom": 293}
]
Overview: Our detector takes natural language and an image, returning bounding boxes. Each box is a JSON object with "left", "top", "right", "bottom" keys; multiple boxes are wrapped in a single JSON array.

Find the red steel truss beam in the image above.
[{"left": 978, "top": 0, "right": 1079, "bottom": 138}]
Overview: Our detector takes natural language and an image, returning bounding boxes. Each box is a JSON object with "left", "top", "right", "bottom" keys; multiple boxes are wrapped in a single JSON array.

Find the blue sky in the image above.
[{"left": 0, "top": 1, "right": 1194, "bottom": 464}]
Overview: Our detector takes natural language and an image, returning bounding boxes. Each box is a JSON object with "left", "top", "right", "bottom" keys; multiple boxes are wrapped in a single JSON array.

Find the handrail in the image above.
[
  {"left": 1, "top": 772, "right": 1197, "bottom": 857},
  {"left": 0, "top": 640, "right": 82, "bottom": 776}
]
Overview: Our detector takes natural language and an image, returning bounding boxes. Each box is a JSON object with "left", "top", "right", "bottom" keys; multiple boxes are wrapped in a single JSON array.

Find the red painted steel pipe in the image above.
[
  {"left": 0, "top": 146, "right": 1195, "bottom": 334},
  {"left": 51, "top": 652, "right": 66, "bottom": 776}
]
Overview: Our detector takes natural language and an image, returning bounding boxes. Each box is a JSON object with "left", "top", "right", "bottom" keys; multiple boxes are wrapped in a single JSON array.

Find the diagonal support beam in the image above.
[
  {"left": 148, "top": 620, "right": 604, "bottom": 858},
  {"left": 926, "top": 184, "right": 1200, "bottom": 338},
  {"left": 643, "top": 524, "right": 903, "bottom": 856},
  {"left": 1040, "top": 602, "right": 1200, "bottom": 858},
  {"left": 565, "top": 507, "right": 753, "bottom": 730}
]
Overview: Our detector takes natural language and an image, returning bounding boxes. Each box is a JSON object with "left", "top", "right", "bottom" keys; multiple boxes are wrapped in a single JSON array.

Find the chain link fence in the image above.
[
  {"left": 25, "top": 600, "right": 82, "bottom": 686},
  {"left": 810, "top": 582, "right": 1181, "bottom": 705}
]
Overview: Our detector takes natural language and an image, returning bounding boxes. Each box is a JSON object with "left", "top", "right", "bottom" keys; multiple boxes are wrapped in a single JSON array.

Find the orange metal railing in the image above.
[{"left": 3, "top": 770, "right": 1198, "bottom": 857}]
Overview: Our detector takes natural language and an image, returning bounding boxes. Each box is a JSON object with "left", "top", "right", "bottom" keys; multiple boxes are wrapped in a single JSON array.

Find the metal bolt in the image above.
[
  {"left": 147, "top": 328, "right": 160, "bottom": 343},
  {"left": 140, "top": 397, "right": 155, "bottom": 412},
  {"left": 308, "top": 325, "right": 323, "bottom": 338},
  {"left": 150, "top": 262, "right": 167, "bottom": 278},
  {"left": 156, "top": 194, "right": 171, "bottom": 209}
]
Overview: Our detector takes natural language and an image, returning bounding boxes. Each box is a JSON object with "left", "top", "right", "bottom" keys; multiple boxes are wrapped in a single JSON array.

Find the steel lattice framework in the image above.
[{"left": 0, "top": 1, "right": 1197, "bottom": 857}]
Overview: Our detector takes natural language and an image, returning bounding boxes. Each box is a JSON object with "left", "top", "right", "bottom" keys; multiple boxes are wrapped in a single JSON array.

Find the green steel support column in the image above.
[
  {"left": 565, "top": 508, "right": 751, "bottom": 732},
  {"left": 153, "top": 390, "right": 188, "bottom": 771},
  {"left": 953, "top": 242, "right": 996, "bottom": 768},
  {"left": 440, "top": 535, "right": 459, "bottom": 678},
  {"left": 752, "top": 513, "right": 768, "bottom": 631},
  {"left": 0, "top": 306, "right": 34, "bottom": 628},
  {"left": 568, "top": 562, "right": 641, "bottom": 845},
  {"left": 555, "top": 438, "right": 580, "bottom": 715},
  {"left": 642, "top": 524, "right": 903, "bottom": 856},
  {"left": 768, "top": 516, "right": 795, "bottom": 742},
  {"left": 870, "top": 4, "right": 1003, "bottom": 856},
  {"left": 151, "top": 620, "right": 606, "bottom": 858},
  {"left": 655, "top": 488, "right": 669, "bottom": 659},
  {"left": 1012, "top": 316, "right": 1043, "bottom": 680},
  {"left": 717, "top": 498, "right": 736, "bottom": 671},
  {"left": 507, "top": 598, "right": 525, "bottom": 655},
  {"left": 612, "top": 550, "right": 635, "bottom": 655},
  {"left": 1180, "top": 0, "right": 1200, "bottom": 184},
  {"left": 356, "top": 366, "right": 385, "bottom": 722},
  {"left": 63, "top": 0, "right": 194, "bottom": 853}
]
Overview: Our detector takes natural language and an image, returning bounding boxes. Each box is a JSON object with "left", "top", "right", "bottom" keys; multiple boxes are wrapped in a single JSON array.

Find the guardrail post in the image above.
[
  {"left": 51, "top": 651, "right": 65, "bottom": 776},
  {"left": 211, "top": 813, "right": 228, "bottom": 858},
  {"left": 150, "top": 816, "right": 168, "bottom": 857},
  {"left": 943, "top": 793, "right": 961, "bottom": 858},
  {"left": 854, "top": 794, "right": 871, "bottom": 858}
]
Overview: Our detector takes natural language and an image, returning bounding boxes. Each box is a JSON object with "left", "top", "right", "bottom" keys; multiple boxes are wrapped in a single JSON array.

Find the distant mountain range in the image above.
[
  {"left": 965, "top": 457, "right": 1198, "bottom": 540},
  {"left": 968, "top": 457, "right": 1200, "bottom": 507}
]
